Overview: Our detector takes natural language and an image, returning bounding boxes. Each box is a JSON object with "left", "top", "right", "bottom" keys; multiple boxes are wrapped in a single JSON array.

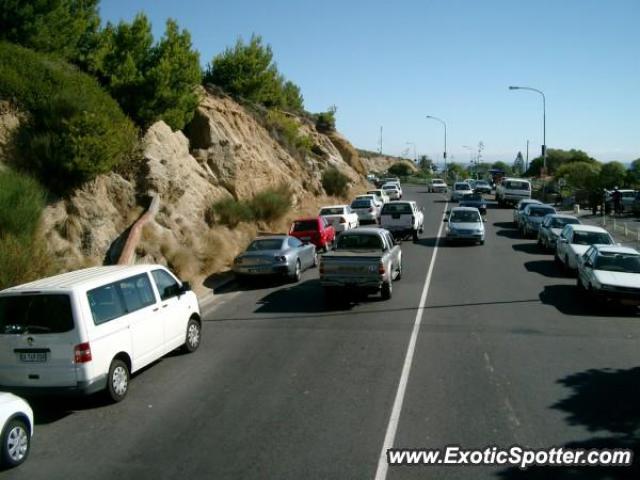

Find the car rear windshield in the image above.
[
  {"left": 595, "top": 254, "right": 640, "bottom": 273},
  {"left": 292, "top": 220, "right": 318, "bottom": 232},
  {"left": 504, "top": 181, "right": 530, "bottom": 190},
  {"left": 382, "top": 185, "right": 397, "bottom": 190},
  {"left": 0, "top": 294, "right": 74, "bottom": 334},
  {"left": 351, "top": 200, "right": 372, "bottom": 208},
  {"left": 381, "top": 203, "right": 412, "bottom": 215},
  {"left": 247, "top": 239, "right": 285, "bottom": 251},
  {"left": 432, "top": 180, "right": 445, "bottom": 184},
  {"left": 450, "top": 211, "right": 481, "bottom": 223},
  {"left": 336, "top": 234, "right": 383, "bottom": 250},
  {"left": 572, "top": 232, "right": 612, "bottom": 245},
  {"left": 550, "top": 217, "right": 579, "bottom": 228},
  {"left": 320, "top": 208, "right": 344, "bottom": 215},
  {"left": 455, "top": 183, "right": 469, "bottom": 190},
  {"left": 529, "top": 207, "right": 555, "bottom": 217}
]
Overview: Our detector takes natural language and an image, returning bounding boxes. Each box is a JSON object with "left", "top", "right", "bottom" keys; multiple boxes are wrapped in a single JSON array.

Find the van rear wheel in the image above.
[
  {"left": 107, "top": 358, "right": 129, "bottom": 403},
  {"left": 184, "top": 318, "right": 201, "bottom": 353}
]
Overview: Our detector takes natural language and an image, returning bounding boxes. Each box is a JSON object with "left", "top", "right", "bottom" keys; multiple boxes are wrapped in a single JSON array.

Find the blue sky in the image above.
[{"left": 101, "top": 0, "right": 639, "bottom": 167}]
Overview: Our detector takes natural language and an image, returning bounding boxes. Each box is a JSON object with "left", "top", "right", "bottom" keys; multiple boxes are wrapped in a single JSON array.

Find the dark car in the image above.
[
  {"left": 459, "top": 192, "right": 488, "bottom": 216},
  {"left": 473, "top": 180, "right": 492, "bottom": 194}
]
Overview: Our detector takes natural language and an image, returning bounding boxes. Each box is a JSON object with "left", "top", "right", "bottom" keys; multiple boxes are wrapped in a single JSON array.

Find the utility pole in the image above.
[
  {"left": 526, "top": 139, "right": 529, "bottom": 173},
  {"left": 379, "top": 126, "right": 383, "bottom": 155}
]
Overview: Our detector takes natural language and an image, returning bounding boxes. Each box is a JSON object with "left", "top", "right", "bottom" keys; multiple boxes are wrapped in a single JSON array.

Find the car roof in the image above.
[
  {"left": 431, "top": 178, "right": 445, "bottom": 182},
  {"left": 525, "top": 204, "right": 555, "bottom": 210},
  {"left": 545, "top": 214, "right": 578, "bottom": 219},
  {"left": 320, "top": 204, "right": 348, "bottom": 210},
  {"left": 1, "top": 265, "right": 168, "bottom": 293},
  {"left": 503, "top": 177, "right": 531, "bottom": 182},
  {"left": 450, "top": 206, "right": 480, "bottom": 212},
  {"left": 342, "top": 227, "right": 383, "bottom": 235},
  {"left": 385, "top": 200, "right": 413, "bottom": 205},
  {"left": 293, "top": 217, "right": 319, "bottom": 222},
  {"left": 566, "top": 224, "right": 608, "bottom": 233},
  {"left": 593, "top": 245, "right": 638, "bottom": 255}
]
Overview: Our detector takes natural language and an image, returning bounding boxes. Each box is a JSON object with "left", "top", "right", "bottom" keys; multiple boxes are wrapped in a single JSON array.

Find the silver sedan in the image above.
[{"left": 232, "top": 235, "right": 317, "bottom": 282}]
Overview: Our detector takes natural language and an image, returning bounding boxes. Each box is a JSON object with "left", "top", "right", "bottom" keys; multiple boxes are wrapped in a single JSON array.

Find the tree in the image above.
[
  {"left": 625, "top": 158, "right": 640, "bottom": 186},
  {"left": 555, "top": 161, "right": 601, "bottom": 191},
  {"left": 513, "top": 152, "right": 525, "bottom": 176},
  {"left": 446, "top": 162, "right": 466, "bottom": 180},
  {"left": 388, "top": 162, "right": 412, "bottom": 177},
  {"left": 418, "top": 155, "right": 434, "bottom": 173},
  {"left": 598, "top": 161, "right": 627, "bottom": 189},
  {"left": 0, "top": 0, "right": 100, "bottom": 61},
  {"left": 280, "top": 80, "right": 304, "bottom": 113},
  {"left": 525, "top": 148, "right": 597, "bottom": 176}
]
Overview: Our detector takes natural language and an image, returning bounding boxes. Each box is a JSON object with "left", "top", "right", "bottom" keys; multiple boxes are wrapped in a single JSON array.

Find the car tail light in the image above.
[
  {"left": 378, "top": 262, "right": 385, "bottom": 274},
  {"left": 74, "top": 342, "right": 92, "bottom": 363},
  {"left": 339, "top": 217, "right": 346, "bottom": 223}
]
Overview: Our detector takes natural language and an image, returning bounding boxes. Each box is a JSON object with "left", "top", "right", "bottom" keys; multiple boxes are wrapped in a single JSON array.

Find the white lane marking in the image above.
[{"left": 374, "top": 202, "right": 448, "bottom": 480}]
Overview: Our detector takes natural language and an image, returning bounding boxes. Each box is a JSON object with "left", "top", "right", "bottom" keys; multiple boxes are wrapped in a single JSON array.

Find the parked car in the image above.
[
  {"left": 0, "top": 265, "right": 201, "bottom": 402},
  {"left": 233, "top": 235, "right": 317, "bottom": 282},
  {"left": 0, "top": 393, "right": 33, "bottom": 468},
  {"left": 513, "top": 199, "right": 542, "bottom": 227},
  {"left": 459, "top": 192, "right": 488, "bottom": 216},
  {"left": 444, "top": 207, "right": 486, "bottom": 244},
  {"left": 464, "top": 178, "right": 477, "bottom": 189},
  {"left": 289, "top": 217, "right": 336, "bottom": 251},
  {"left": 450, "top": 181, "right": 474, "bottom": 202},
  {"left": 521, "top": 204, "right": 557, "bottom": 237},
  {"left": 473, "top": 180, "right": 492, "bottom": 194},
  {"left": 366, "top": 189, "right": 390, "bottom": 204},
  {"left": 577, "top": 245, "right": 640, "bottom": 306},
  {"left": 428, "top": 178, "right": 448, "bottom": 193},
  {"left": 605, "top": 189, "right": 636, "bottom": 213},
  {"left": 537, "top": 214, "right": 581, "bottom": 250},
  {"left": 379, "top": 200, "right": 424, "bottom": 241},
  {"left": 555, "top": 224, "right": 616, "bottom": 271},
  {"left": 319, "top": 228, "right": 402, "bottom": 300},
  {"left": 381, "top": 184, "right": 401, "bottom": 200},
  {"left": 319, "top": 205, "right": 359, "bottom": 233},
  {"left": 350, "top": 197, "right": 380, "bottom": 224},
  {"left": 496, "top": 177, "right": 532, "bottom": 207}
]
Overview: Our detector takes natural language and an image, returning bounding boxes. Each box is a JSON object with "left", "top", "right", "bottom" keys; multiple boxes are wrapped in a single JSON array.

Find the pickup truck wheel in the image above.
[{"left": 381, "top": 281, "right": 392, "bottom": 300}]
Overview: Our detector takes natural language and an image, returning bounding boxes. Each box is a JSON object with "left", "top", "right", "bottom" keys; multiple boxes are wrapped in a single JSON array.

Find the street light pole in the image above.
[
  {"left": 509, "top": 85, "right": 547, "bottom": 198},
  {"left": 426, "top": 115, "right": 447, "bottom": 180}
]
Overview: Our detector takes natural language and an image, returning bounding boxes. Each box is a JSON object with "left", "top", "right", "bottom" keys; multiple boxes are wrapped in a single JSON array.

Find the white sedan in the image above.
[
  {"left": 577, "top": 245, "right": 640, "bottom": 306},
  {"left": 555, "top": 224, "right": 616, "bottom": 271},
  {"left": 319, "top": 205, "right": 359, "bottom": 232},
  {"left": 382, "top": 184, "right": 401, "bottom": 200},
  {"left": 1, "top": 393, "right": 33, "bottom": 468}
]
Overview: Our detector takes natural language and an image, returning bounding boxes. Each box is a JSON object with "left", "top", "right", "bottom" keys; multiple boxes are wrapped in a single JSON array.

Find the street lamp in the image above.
[
  {"left": 406, "top": 142, "right": 417, "bottom": 162},
  {"left": 462, "top": 145, "right": 474, "bottom": 176},
  {"left": 509, "top": 85, "right": 546, "bottom": 197},
  {"left": 426, "top": 115, "right": 447, "bottom": 179}
]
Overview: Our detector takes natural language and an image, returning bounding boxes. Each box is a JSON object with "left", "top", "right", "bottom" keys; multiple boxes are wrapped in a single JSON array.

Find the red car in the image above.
[{"left": 289, "top": 217, "right": 336, "bottom": 252}]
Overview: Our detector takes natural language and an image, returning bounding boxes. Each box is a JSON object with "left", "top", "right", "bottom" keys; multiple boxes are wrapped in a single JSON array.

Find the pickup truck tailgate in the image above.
[{"left": 320, "top": 253, "right": 382, "bottom": 284}]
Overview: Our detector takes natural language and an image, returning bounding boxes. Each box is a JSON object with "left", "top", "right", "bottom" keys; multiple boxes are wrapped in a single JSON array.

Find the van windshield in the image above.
[
  {"left": 0, "top": 294, "right": 74, "bottom": 334},
  {"left": 505, "top": 181, "right": 530, "bottom": 190}
]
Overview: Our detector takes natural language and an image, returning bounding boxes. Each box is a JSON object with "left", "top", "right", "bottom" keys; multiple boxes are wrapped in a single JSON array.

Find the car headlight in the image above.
[{"left": 274, "top": 255, "right": 287, "bottom": 262}]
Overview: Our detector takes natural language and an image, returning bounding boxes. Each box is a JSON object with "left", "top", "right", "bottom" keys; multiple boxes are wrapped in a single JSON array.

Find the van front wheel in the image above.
[
  {"left": 107, "top": 358, "right": 129, "bottom": 403},
  {"left": 184, "top": 318, "right": 201, "bottom": 353}
]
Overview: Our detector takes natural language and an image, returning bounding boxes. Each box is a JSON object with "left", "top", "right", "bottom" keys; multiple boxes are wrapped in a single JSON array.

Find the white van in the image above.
[
  {"left": 495, "top": 177, "right": 532, "bottom": 207},
  {"left": 0, "top": 265, "right": 201, "bottom": 402}
]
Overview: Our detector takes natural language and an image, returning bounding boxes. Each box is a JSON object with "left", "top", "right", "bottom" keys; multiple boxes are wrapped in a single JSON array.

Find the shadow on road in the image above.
[
  {"left": 493, "top": 221, "right": 516, "bottom": 229},
  {"left": 496, "top": 229, "right": 523, "bottom": 240},
  {"left": 415, "top": 237, "right": 480, "bottom": 248},
  {"left": 26, "top": 393, "right": 114, "bottom": 426},
  {"left": 497, "top": 367, "right": 640, "bottom": 479},
  {"left": 512, "top": 243, "right": 548, "bottom": 255},
  {"left": 538, "top": 284, "right": 634, "bottom": 317},
  {"left": 524, "top": 260, "right": 568, "bottom": 278}
]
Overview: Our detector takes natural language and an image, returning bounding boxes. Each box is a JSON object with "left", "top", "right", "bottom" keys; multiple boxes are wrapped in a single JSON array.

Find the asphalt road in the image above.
[{"left": 3, "top": 185, "right": 640, "bottom": 479}]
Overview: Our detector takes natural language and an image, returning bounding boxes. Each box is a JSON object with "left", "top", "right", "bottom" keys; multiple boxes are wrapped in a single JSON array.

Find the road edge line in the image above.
[{"left": 373, "top": 201, "right": 448, "bottom": 480}]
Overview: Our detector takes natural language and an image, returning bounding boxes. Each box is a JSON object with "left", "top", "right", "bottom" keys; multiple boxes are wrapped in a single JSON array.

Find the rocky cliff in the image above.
[{"left": 38, "top": 88, "right": 369, "bottom": 292}]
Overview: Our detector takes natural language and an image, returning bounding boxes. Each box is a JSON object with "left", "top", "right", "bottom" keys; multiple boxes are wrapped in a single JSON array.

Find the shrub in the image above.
[
  {"left": 322, "top": 167, "right": 350, "bottom": 197},
  {"left": 265, "top": 110, "right": 312, "bottom": 154},
  {"left": 315, "top": 110, "right": 336, "bottom": 133},
  {"left": 210, "top": 198, "right": 254, "bottom": 227},
  {"left": 0, "top": 233, "right": 53, "bottom": 290},
  {"left": 388, "top": 162, "right": 413, "bottom": 177},
  {"left": 0, "top": 41, "right": 138, "bottom": 191},
  {"left": 0, "top": 169, "right": 46, "bottom": 237},
  {"left": 248, "top": 186, "right": 292, "bottom": 222}
]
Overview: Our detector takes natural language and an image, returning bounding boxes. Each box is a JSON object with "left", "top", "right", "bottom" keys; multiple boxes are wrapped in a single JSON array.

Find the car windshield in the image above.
[
  {"left": 528, "top": 207, "right": 555, "bottom": 217},
  {"left": 382, "top": 186, "right": 397, "bottom": 191},
  {"left": 247, "top": 239, "right": 285, "bottom": 251},
  {"left": 550, "top": 217, "right": 579, "bottom": 228},
  {"left": 455, "top": 183, "right": 470, "bottom": 190},
  {"left": 381, "top": 203, "right": 412, "bottom": 214},
  {"left": 320, "top": 208, "right": 344, "bottom": 215},
  {"left": 505, "top": 181, "right": 530, "bottom": 190},
  {"left": 336, "top": 234, "right": 383, "bottom": 250},
  {"left": 450, "top": 211, "right": 481, "bottom": 223},
  {"left": 351, "top": 200, "right": 372, "bottom": 208},
  {"left": 292, "top": 220, "right": 318, "bottom": 232},
  {"left": 0, "top": 294, "right": 74, "bottom": 334},
  {"left": 432, "top": 180, "right": 445, "bottom": 185},
  {"left": 595, "top": 254, "right": 640, "bottom": 273},
  {"left": 572, "top": 231, "right": 612, "bottom": 245}
]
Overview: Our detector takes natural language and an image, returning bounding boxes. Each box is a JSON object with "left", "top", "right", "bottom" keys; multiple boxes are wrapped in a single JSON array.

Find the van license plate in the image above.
[{"left": 19, "top": 352, "right": 47, "bottom": 363}]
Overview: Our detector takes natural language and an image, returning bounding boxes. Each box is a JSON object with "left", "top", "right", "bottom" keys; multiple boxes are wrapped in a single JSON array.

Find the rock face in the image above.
[
  {"left": 38, "top": 89, "right": 368, "bottom": 291},
  {"left": 360, "top": 153, "right": 419, "bottom": 175}
]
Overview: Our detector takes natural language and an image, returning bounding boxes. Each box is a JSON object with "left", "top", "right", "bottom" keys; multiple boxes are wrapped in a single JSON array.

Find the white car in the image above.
[
  {"left": 0, "top": 265, "right": 202, "bottom": 402},
  {"left": 444, "top": 207, "right": 486, "bottom": 244},
  {"left": 366, "top": 189, "right": 390, "bottom": 204},
  {"left": 556, "top": 224, "right": 616, "bottom": 271},
  {"left": 428, "top": 178, "right": 447, "bottom": 193},
  {"left": 0, "top": 393, "right": 33, "bottom": 468},
  {"left": 350, "top": 197, "right": 379, "bottom": 224},
  {"left": 355, "top": 194, "right": 383, "bottom": 210},
  {"left": 318, "top": 204, "right": 359, "bottom": 232},
  {"left": 577, "top": 245, "right": 640, "bottom": 306},
  {"left": 450, "top": 182, "right": 473, "bottom": 202},
  {"left": 382, "top": 184, "right": 401, "bottom": 200},
  {"left": 379, "top": 201, "right": 424, "bottom": 241},
  {"left": 496, "top": 177, "right": 532, "bottom": 207}
]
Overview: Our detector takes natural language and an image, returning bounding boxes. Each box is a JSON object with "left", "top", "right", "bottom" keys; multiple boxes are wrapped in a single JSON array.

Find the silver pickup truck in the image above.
[{"left": 319, "top": 228, "right": 402, "bottom": 300}]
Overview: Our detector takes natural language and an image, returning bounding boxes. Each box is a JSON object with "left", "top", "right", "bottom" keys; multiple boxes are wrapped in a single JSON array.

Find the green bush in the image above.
[
  {"left": 248, "top": 186, "right": 292, "bottom": 222},
  {"left": 315, "top": 110, "right": 336, "bottom": 133},
  {"left": 265, "top": 110, "right": 312, "bottom": 154},
  {"left": 210, "top": 198, "right": 254, "bottom": 227},
  {"left": 322, "top": 167, "right": 350, "bottom": 197},
  {"left": 0, "top": 41, "right": 138, "bottom": 191},
  {"left": 0, "top": 169, "right": 46, "bottom": 237},
  {"left": 388, "top": 162, "right": 413, "bottom": 177}
]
